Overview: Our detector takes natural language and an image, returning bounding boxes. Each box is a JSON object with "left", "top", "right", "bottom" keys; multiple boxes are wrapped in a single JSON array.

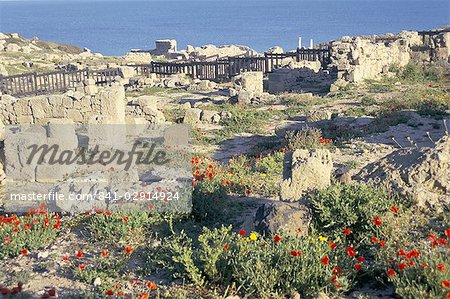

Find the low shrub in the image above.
[
  {"left": 285, "top": 127, "right": 332, "bottom": 151},
  {"left": 372, "top": 228, "right": 450, "bottom": 299},
  {"left": 309, "top": 183, "right": 407, "bottom": 240},
  {"left": 0, "top": 205, "right": 61, "bottom": 259},
  {"left": 84, "top": 210, "right": 156, "bottom": 245},
  {"left": 148, "top": 225, "right": 365, "bottom": 298}
]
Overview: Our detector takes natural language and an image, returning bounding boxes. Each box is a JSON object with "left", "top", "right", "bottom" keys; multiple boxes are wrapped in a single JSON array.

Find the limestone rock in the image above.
[
  {"left": 280, "top": 149, "right": 333, "bottom": 201},
  {"left": 306, "top": 110, "right": 332, "bottom": 122},
  {"left": 254, "top": 201, "right": 312, "bottom": 236},
  {"left": 5, "top": 43, "right": 20, "bottom": 52},
  {"left": 183, "top": 108, "right": 202, "bottom": 124},
  {"left": 237, "top": 90, "right": 254, "bottom": 105},
  {"left": 357, "top": 135, "right": 450, "bottom": 211},
  {"left": 234, "top": 71, "right": 263, "bottom": 97},
  {"left": 200, "top": 110, "right": 219, "bottom": 123}
]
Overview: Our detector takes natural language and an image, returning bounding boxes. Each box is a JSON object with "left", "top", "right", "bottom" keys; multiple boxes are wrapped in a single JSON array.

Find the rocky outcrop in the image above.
[
  {"left": 357, "top": 135, "right": 450, "bottom": 211},
  {"left": 254, "top": 201, "right": 312, "bottom": 236},
  {"left": 280, "top": 149, "right": 333, "bottom": 201}
]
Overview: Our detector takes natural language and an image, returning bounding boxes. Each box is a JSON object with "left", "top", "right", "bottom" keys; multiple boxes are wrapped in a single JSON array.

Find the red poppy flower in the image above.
[
  {"left": 372, "top": 217, "right": 382, "bottom": 226},
  {"left": 20, "top": 249, "right": 28, "bottom": 256},
  {"left": 146, "top": 281, "right": 157, "bottom": 290},
  {"left": 346, "top": 247, "right": 356, "bottom": 257},
  {"left": 122, "top": 217, "right": 129, "bottom": 222},
  {"left": 408, "top": 261, "right": 415, "bottom": 266},
  {"left": 274, "top": 235, "right": 281, "bottom": 243},
  {"left": 239, "top": 230, "right": 246, "bottom": 236},
  {"left": 442, "top": 280, "right": 450, "bottom": 288},
  {"left": 139, "top": 292, "right": 149, "bottom": 299},
  {"left": 321, "top": 256, "right": 329, "bottom": 266},
  {"left": 3, "top": 237, "right": 11, "bottom": 243},
  {"left": 105, "top": 289, "right": 114, "bottom": 296},
  {"left": 296, "top": 227, "right": 302, "bottom": 233},
  {"left": 101, "top": 250, "right": 108, "bottom": 257},
  {"left": 390, "top": 205, "right": 399, "bottom": 214},
  {"left": 397, "top": 249, "right": 406, "bottom": 256},
  {"left": 421, "top": 263, "right": 427, "bottom": 269},
  {"left": 331, "top": 276, "right": 337, "bottom": 282},
  {"left": 125, "top": 246, "right": 133, "bottom": 254},
  {"left": 290, "top": 250, "right": 298, "bottom": 257},
  {"left": 62, "top": 256, "right": 69, "bottom": 261},
  {"left": 428, "top": 233, "right": 437, "bottom": 242},
  {"left": 329, "top": 242, "right": 337, "bottom": 250},
  {"left": 131, "top": 279, "right": 141, "bottom": 285},
  {"left": 332, "top": 266, "right": 341, "bottom": 275},
  {"left": 437, "top": 264, "right": 446, "bottom": 272},
  {"left": 439, "top": 238, "right": 447, "bottom": 245},
  {"left": 76, "top": 250, "right": 84, "bottom": 258},
  {"left": 371, "top": 236, "right": 378, "bottom": 243},
  {"left": 13, "top": 228, "right": 19, "bottom": 233},
  {"left": 343, "top": 228, "right": 351, "bottom": 235},
  {"left": 446, "top": 291, "right": 450, "bottom": 298},
  {"left": 357, "top": 256, "right": 365, "bottom": 263},
  {"left": 223, "top": 243, "right": 229, "bottom": 250},
  {"left": 398, "top": 263, "right": 406, "bottom": 270},
  {"left": 387, "top": 269, "right": 396, "bottom": 276},
  {"left": 296, "top": 250, "right": 302, "bottom": 256},
  {"left": 379, "top": 240, "right": 386, "bottom": 247},
  {"left": 78, "top": 264, "right": 86, "bottom": 270},
  {"left": 445, "top": 228, "right": 450, "bottom": 238},
  {"left": 24, "top": 223, "right": 31, "bottom": 230},
  {"left": 354, "top": 264, "right": 362, "bottom": 271}
]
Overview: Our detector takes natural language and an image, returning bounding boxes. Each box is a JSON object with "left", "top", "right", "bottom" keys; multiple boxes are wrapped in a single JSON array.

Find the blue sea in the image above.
[{"left": 0, "top": 0, "right": 448, "bottom": 56}]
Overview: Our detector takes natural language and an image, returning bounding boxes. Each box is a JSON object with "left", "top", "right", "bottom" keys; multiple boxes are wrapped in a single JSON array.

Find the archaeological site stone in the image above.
[
  {"left": 254, "top": 201, "right": 312, "bottom": 236},
  {"left": 357, "top": 135, "right": 450, "bottom": 212},
  {"left": 280, "top": 148, "right": 333, "bottom": 201}
]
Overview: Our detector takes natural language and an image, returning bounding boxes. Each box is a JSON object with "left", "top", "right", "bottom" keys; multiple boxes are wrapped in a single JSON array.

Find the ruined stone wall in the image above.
[
  {"left": 329, "top": 30, "right": 450, "bottom": 83},
  {"left": 0, "top": 82, "right": 165, "bottom": 127},
  {"left": 329, "top": 32, "right": 418, "bottom": 83}
]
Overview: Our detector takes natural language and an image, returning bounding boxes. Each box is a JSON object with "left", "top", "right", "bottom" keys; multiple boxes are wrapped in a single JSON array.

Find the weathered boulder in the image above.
[
  {"left": 306, "top": 110, "right": 332, "bottom": 122},
  {"left": 357, "top": 135, "right": 450, "bottom": 211},
  {"left": 280, "top": 149, "right": 333, "bottom": 201},
  {"left": 200, "top": 110, "right": 220, "bottom": 124},
  {"left": 183, "top": 108, "right": 202, "bottom": 124},
  {"left": 237, "top": 90, "right": 254, "bottom": 105},
  {"left": 254, "top": 201, "right": 312, "bottom": 236},
  {"left": 234, "top": 71, "right": 263, "bottom": 96}
]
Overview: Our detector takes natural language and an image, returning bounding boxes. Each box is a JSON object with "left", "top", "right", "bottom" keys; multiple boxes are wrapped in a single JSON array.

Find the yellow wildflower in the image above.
[
  {"left": 318, "top": 236, "right": 328, "bottom": 242},
  {"left": 249, "top": 232, "right": 258, "bottom": 241}
]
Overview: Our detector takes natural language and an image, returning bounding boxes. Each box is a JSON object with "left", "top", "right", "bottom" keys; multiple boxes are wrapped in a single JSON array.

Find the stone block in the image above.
[
  {"left": 183, "top": 108, "right": 202, "bottom": 124},
  {"left": 280, "top": 149, "right": 333, "bottom": 201},
  {"left": 4, "top": 126, "right": 48, "bottom": 182}
]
